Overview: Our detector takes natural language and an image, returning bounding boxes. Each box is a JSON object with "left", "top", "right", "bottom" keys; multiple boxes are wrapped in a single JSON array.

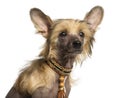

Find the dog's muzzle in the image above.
[{"left": 72, "top": 40, "right": 82, "bottom": 49}]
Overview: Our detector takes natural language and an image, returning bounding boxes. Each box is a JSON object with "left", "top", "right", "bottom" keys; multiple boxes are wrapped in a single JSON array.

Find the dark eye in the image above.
[
  {"left": 79, "top": 32, "right": 84, "bottom": 37},
  {"left": 59, "top": 32, "right": 67, "bottom": 37}
]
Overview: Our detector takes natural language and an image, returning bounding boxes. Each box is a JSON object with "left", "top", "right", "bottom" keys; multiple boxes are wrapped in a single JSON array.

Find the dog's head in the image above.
[{"left": 30, "top": 6, "right": 103, "bottom": 63}]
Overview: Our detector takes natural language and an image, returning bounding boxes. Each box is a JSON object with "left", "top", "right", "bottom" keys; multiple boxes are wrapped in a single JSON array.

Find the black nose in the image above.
[{"left": 72, "top": 40, "right": 81, "bottom": 49}]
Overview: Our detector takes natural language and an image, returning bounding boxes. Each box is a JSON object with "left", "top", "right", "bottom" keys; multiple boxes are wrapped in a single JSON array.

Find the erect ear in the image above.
[
  {"left": 84, "top": 6, "right": 104, "bottom": 32},
  {"left": 30, "top": 8, "right": 53, "bottom": 38}
]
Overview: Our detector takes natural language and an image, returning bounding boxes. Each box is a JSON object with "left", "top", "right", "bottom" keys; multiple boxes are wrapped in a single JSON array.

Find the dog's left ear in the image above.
[
  {"left": 84, "top": 6, "right": 104, "bottom": 32},
  {"left": 30, "top": 8, "right": 53, "bottom": 38}
]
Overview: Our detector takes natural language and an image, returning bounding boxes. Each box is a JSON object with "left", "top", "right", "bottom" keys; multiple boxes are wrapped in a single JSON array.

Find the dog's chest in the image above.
[{"left": 32, "top": 76, "right": 71, "bottom": 98}]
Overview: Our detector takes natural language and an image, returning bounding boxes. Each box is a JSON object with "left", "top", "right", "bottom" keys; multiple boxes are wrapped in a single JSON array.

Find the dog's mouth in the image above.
[
  {"left": 69, "top": 50, "right": 81, "bottom": 53},
  {"left": 61, "top": 45, "right": 83, "bottom": 55},
  {"left": 58, "top": 45, "right": 83, "bottom": 55},
  {"left": 67, "top": 40, "right": 83, "bottom": 54},
  {"left": 67, "top": 48, "right": 83, "bottom": 54}
]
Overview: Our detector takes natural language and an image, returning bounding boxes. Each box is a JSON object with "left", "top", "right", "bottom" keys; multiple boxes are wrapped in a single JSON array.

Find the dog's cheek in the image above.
[
  {"left": 57, "top": 37, "right": 68, "bottom": 50},
  {"left": 57, "top": 39, "right": 65, "bottom": 49}
]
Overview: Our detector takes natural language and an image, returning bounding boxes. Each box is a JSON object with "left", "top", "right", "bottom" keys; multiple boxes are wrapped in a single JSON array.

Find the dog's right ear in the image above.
[
  {"left": 84, "top": 6, "right": 104, "bottom": 32},
  {"left": 30, "top": 8, "right": 53, "bottom": 38}
]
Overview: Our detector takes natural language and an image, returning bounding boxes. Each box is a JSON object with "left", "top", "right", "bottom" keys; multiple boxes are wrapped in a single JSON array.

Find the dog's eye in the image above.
[
  {"left": 79, "top": 32, "right": 84, "bottom": 37},
  {"left": 59, "top": 32, "right": 67, "bottom": 37}
]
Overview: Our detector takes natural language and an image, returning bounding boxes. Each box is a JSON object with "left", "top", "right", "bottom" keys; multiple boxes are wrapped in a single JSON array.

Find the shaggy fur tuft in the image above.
[{"left": 6, "top": 6, "right": 104, "bottom": 98}]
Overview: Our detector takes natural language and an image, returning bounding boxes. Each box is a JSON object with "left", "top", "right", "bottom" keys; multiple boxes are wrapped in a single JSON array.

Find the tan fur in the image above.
[
  {"left": 15, "top": 59, "right": 56, "bottom": 94},
  {"left": 8, "top": 6, "right": 103, "bottom": 97},
  {"left": 40, "top": 19, "right": 94, "bottom": 62},
  {"left": 14, "top": 19, "right": 94, "bottom": 95},
  {"left": 15, "top": 20, "right": 93, "bottom": 94}
]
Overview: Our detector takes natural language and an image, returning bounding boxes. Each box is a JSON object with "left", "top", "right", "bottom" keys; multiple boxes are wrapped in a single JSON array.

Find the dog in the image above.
[{"left": 6, "top": 6, "right": 104, "bottom": 98}]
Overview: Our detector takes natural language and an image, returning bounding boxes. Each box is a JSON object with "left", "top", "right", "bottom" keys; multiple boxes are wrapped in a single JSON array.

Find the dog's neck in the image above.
[
  {"left": 58, "top": 58, "right": 74, "bottom": 69},
  {"left": 47, "top": 58, "right": 72, "bottom": 76},
  {"left": 57, "top": 54, "right": 76, "bottom": 69},
  {"left": 47, "top": 58, "right": 73, "bottom": 98}
]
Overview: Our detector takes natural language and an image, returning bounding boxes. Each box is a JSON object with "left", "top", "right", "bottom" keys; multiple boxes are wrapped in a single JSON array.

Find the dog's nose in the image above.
[{"left": 72, "top": 40, "right": 81, "bottom": 49}]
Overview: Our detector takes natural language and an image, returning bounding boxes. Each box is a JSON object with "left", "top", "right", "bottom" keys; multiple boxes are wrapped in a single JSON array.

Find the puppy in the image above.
[{"left": 6, "top": 6, "right": 104, "bottom": 98}]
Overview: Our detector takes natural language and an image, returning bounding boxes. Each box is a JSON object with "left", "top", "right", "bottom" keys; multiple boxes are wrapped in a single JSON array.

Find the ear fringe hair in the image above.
[{"left": 75, "top": 37, "right": 95, "bottom": 65}]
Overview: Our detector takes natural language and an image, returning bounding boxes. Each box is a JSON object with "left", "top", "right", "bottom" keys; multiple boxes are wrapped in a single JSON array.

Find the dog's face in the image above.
[
  {"left": 30, "top": 6, "right": 103, "bottom": 62},
  {"left": 51, "top": 19, "right": 87, "bottom": 56}
]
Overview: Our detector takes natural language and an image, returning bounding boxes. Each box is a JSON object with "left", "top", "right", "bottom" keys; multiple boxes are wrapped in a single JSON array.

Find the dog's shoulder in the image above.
[{"left": 14, "top": 58, "right": 56, "bottom": 94}]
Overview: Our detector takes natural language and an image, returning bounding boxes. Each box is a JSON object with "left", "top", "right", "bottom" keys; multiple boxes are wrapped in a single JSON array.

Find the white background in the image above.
[{"left": 0, "top": 0, "right": 120, "bottom": 98}]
